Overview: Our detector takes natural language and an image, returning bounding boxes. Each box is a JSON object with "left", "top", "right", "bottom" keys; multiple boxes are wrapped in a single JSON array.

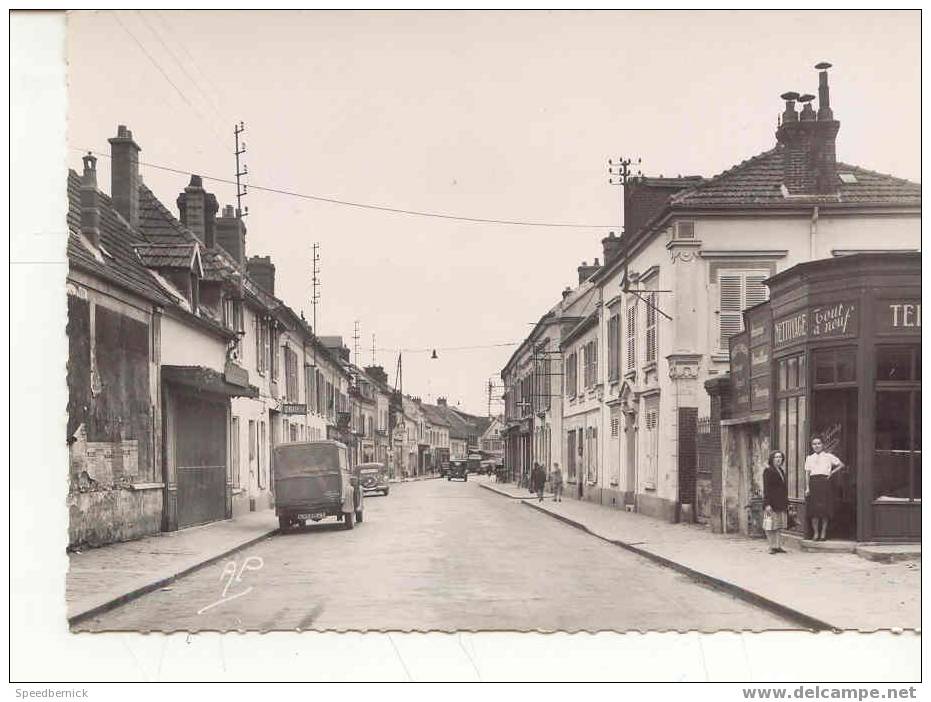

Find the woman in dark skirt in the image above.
[
  {"left": 762, "top": 450, "right": 789, "bottom": 554},
  {"left": 804, "top": 436, "right": 844, "bottom": 541}
]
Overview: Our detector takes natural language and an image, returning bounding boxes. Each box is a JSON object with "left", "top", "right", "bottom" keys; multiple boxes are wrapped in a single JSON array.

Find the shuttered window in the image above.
[
  {"left": 625, "top": 300, "right": 637, "bottom": 373},
  {"left": 645, "top": 292, "right": 658, "bottom": 364},
  {"left": 718, "top": 270, "right": 769, "bottom": 350},
  {"left": 607, "top": 313, "right": 620, "bottom": 382}
]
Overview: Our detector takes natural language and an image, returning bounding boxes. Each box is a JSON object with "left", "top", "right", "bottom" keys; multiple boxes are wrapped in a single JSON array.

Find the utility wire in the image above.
[
  {"left": 134, "top": 10, "right": 228, "bottom": 127},
  {"left": 111, "top": 11, "right": 228, "bottom": 151},
  {"left": 153, "top": 10, "right": 230, "bottom": 118},
  {"left": 377, "top": 342, "right": 520, "bottom": 353},
  {"left": 72, "top": 146, "right": 615, "bottom": 229}
]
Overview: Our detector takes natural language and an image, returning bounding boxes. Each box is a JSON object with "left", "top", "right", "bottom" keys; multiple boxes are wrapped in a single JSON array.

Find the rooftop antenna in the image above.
[
  {"left": 311, "top": 242, "right": 321, "bottom": 334},
  {"left": 233, "top": 121, "right": 249, "bottom": 218},
  {"left": 371, "top": 333, "right": 376, "bottom": 367},
  {"left": 353, "top": 320, "right": 361, "bottom": 367},
  {"left": 608, "top": 156, "right": 641, "bottom": 230}
]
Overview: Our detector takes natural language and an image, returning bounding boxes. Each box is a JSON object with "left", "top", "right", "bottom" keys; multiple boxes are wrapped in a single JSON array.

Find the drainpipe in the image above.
[{"left": 809, "top": 206, "right": 819, "bottom": 259}]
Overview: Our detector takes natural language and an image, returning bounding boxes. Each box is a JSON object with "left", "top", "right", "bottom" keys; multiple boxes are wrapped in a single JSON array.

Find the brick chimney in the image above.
[
  {"left": 79, "top": 153, "right": 101, "bottom": 248},
  {"left": 108, "top": 125, "right": 141, "bottom": 229},
  {"left": 364, "top": 365, "right": 388, "bottom": 385},
  {"left": 437, "top": 397, "right": 447, "bottom": 407},
  {"left": 216, "top": 204, "right": 247, "bottom": 265},
  {"left": 177, "top": 175, "right": 219, "bottom": 246},
  {"left": 602, "top": 231, "right": 623, "bottom": 266},
  {"left": 577, "top": 258, "right": 601, "bottom": 285},
  {"left": 775, "top": 63, "right": 840, "bottom": 195},
  {"left": 561, "top": 286, "right": 572, "bottom": 299},
  {"left": 246, "top": 255, "right": 276, "bottom": 295}
]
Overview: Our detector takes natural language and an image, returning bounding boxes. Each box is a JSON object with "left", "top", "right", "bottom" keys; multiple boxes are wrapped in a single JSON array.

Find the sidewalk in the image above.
[
  {"left": 67, "top": 510, "right": 279, "bottom": 626},
  {"left": 481, "top": 481, "right": 920, "bottom": 632}
]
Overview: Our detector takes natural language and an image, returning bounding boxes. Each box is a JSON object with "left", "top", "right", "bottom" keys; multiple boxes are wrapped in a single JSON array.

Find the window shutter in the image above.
[
  {"left": 746, "top": 273, "right": 769, "bottom": 308},
  {"left": 626, "top": 301, "right": 637, "bottom": 372},
  {"left": 719, "top": 274, "right": 744, "bottom": 350},
  {"left": 646, "top": 293, "right": 657, "bottom": 364}
]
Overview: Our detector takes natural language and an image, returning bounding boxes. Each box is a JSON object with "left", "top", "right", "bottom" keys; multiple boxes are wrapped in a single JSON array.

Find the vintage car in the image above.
[
  {"left": 447, "top": 459, "right": 469, "bottom": 481},
  {"left": 356, "top": 462, "right": 390, "bottom": 496},
  {"left": 466, "top": 453, "right": 483, "bottom": 474},
  {"left": 273, "top": 440, "right": 363, "bottom": 531}
]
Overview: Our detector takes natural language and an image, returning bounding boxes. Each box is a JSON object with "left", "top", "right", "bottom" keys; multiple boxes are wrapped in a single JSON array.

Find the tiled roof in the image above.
[
  {"left": 669, "top": 148, "right": 921, "bottom": 208},
  {"left": 134, "top": 243, "right": 198, "bottom": 270},
  {"left": 420, "top": 403, "right": 451, "bottom": 427},
  {"left": 67, "top": 171, "right": 174, "bottom": 306}
]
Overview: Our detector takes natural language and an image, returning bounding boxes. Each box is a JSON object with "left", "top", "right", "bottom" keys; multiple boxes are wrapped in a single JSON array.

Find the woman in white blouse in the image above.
[{"left": 804, "top": 436, "right": 844, "bottom": 541}]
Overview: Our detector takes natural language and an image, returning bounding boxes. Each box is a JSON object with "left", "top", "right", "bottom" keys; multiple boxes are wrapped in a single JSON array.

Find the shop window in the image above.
[
  {"left": 873, "top": 344, "right": 921, "bottom": 502},
  {"left": 776, "top": 353, "right": 807, "bottom": 501},
  {"left": 876, "top": 346, "right": 919, "bottom": 382},
  {"left": 813, "top": 347, "right": 857, "bottom": 386}
]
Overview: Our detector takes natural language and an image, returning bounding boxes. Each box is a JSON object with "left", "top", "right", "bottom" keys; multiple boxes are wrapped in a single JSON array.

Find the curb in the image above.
[
  {"left": 482, "top": 485, "right": 836, "bottom": 632},
  {"left": 478, "top": 482, "right": 537, "bottom": 500},
  {"left": 68, "top": 526, "right": 279, "bottom": 627}
]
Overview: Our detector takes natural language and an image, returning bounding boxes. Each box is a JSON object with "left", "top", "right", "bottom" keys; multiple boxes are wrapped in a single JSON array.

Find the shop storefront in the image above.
[{"left": 728, "top": 253, "right": 920, "bottom": 542}]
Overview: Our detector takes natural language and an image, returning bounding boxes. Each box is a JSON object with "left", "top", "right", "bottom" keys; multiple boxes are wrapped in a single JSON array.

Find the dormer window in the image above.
[{"left": 839, "top": 173, "right": 858, "bottom": 184}]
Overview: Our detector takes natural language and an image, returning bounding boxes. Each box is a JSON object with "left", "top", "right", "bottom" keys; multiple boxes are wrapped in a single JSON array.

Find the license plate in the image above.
[{"left": 298, "top": 512, "right": 326, "bottom": 521}]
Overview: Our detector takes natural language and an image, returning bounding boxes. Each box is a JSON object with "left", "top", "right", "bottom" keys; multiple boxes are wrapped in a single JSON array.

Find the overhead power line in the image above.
[
  {"left": 134, "top": 10, "right": 228, "bottom": 127},
  {"left": 72, "top": 147, "right": 614, "bottom": 229},
  {"left": 110, "top": 11, "right": 227, "bottom": 151},
  {"left": 377, "top": 341, "right": 520, "bottom": 353}
]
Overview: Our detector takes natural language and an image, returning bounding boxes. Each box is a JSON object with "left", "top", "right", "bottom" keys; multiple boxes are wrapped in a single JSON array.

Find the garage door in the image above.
[{"left": 175, "top": 393, "right": 228, "bottom": 528}]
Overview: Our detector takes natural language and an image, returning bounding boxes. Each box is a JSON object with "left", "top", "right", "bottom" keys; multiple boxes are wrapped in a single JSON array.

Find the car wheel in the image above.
[
  {"left": 356, "top": 509, "right": 363, "bottom": 524},
  {"left": 278, "top": 516, "right": 289, "bottom": 531},
  {"left": 344, "top": 510, "right": 355, "bottom": 530},
  {"left": 384, "top": 488, "right": 389, "bottom": 496},
  {"left": 447, "top": 476, "right": 451, "bottom": 481}
]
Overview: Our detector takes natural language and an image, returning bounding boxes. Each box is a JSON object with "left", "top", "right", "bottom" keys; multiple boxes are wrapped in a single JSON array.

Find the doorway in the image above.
[{"left": 811, "top": 386, "right": 858, "bottom": 540}]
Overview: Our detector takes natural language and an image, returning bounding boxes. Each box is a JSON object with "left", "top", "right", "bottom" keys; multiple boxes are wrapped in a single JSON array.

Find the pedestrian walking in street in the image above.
[
  {"left": 532, "top": 463, "right": 546, "bottom": 502},
  {"left": 804, "top": 436, "right": 844, "bottom": 541},
  {"left": 551, "top": 463, "right": 564, "bottom": 502},
  {"left": 762, "top": 450, "right": 788, "bottom": 554}
]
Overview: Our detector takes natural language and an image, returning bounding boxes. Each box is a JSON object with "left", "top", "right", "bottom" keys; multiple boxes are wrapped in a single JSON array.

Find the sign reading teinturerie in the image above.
[
  {"left": 878, "top": 300, "right": 921, "bottom": 333},
  {"left": 774, "top": 301, "right": 859, "bottom": 349}
]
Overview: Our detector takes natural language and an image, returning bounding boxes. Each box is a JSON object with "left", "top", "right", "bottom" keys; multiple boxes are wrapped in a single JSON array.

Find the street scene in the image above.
[
  {"left": 73, "top": 478, "right": 789, "bottom": 633},
  {"left": 54, "top": 11, "right": 919, "bottom": 643}
]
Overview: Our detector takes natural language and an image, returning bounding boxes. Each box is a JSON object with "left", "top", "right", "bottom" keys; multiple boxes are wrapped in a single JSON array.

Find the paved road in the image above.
[{"left": 76, "top": 478, "right": 792, "bottom": 632}]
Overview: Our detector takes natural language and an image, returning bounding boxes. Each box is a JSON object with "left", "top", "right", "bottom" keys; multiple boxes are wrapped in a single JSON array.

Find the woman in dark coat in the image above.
[{"left": 762, "top": 450, "right": 789, "bottom": 554}]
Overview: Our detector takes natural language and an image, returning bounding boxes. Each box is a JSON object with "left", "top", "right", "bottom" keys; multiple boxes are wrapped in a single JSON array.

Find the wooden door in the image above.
[{"left": 175, "top": 393, "right": 228, "bottom": 528}]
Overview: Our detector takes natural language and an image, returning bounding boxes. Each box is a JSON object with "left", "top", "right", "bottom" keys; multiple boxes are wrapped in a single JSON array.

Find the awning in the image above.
[{"left": 162, "top": 365, "right": 259, "bottom": 398}]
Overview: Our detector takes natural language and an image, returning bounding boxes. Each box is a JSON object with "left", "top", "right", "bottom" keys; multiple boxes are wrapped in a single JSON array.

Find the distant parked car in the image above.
[
  {"left": 356, "top": 462, "right": 390, "bottom": 496},
  {"left": 447, "top": 459, "right": 468, "bottom": 482},
  {"left": 439, "top": 462, "right": 450, "bottom": 478}
]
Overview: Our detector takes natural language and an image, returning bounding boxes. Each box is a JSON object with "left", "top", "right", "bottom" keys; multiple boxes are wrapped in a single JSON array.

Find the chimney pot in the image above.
[
  {"left": 798, "top": 94, "right": 816, "bottom": 121},
  {"left": 816, "top": 62, "right": 834, "bottom": 121},
  {"left": 108, "top": 124, "right": 141, "bottom": 229},
  {"left": 80, "top": 154, "right": 101, "bottom": 247}
]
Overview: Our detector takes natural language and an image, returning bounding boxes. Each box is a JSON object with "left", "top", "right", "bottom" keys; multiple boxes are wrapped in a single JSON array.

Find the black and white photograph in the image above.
[{"left": 9, "top": 8, "right": 922, "bottom": 685}]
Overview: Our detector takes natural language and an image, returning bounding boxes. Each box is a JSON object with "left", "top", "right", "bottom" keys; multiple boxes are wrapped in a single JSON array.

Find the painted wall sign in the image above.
[
  {"left": 751, "top": 378, "right": 771, "bottom": 413},
  {"left": 810, "top": 301, "right": 858, "bottom": 339},
  {"left": 774, "top": 311, "right": 808, "bottom": 348},
  {"left": 729, "top": 330, "right": 751, "bottom": 417},
  {"left": 878, "top": 301, "right": 921, "bottom": 334}
]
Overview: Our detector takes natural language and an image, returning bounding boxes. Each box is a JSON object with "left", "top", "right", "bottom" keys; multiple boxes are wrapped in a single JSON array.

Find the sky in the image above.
[{"left": 66, "top": 10, "right": 920, "bottom": 416}]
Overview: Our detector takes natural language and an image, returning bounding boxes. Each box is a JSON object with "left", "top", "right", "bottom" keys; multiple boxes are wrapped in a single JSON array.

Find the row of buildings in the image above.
[
  {"left": 66, "top": 124, "right": 499, "bottom": 549},
  {"left": 501, "top": 64, "right": 921, "bottom": 544}
]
